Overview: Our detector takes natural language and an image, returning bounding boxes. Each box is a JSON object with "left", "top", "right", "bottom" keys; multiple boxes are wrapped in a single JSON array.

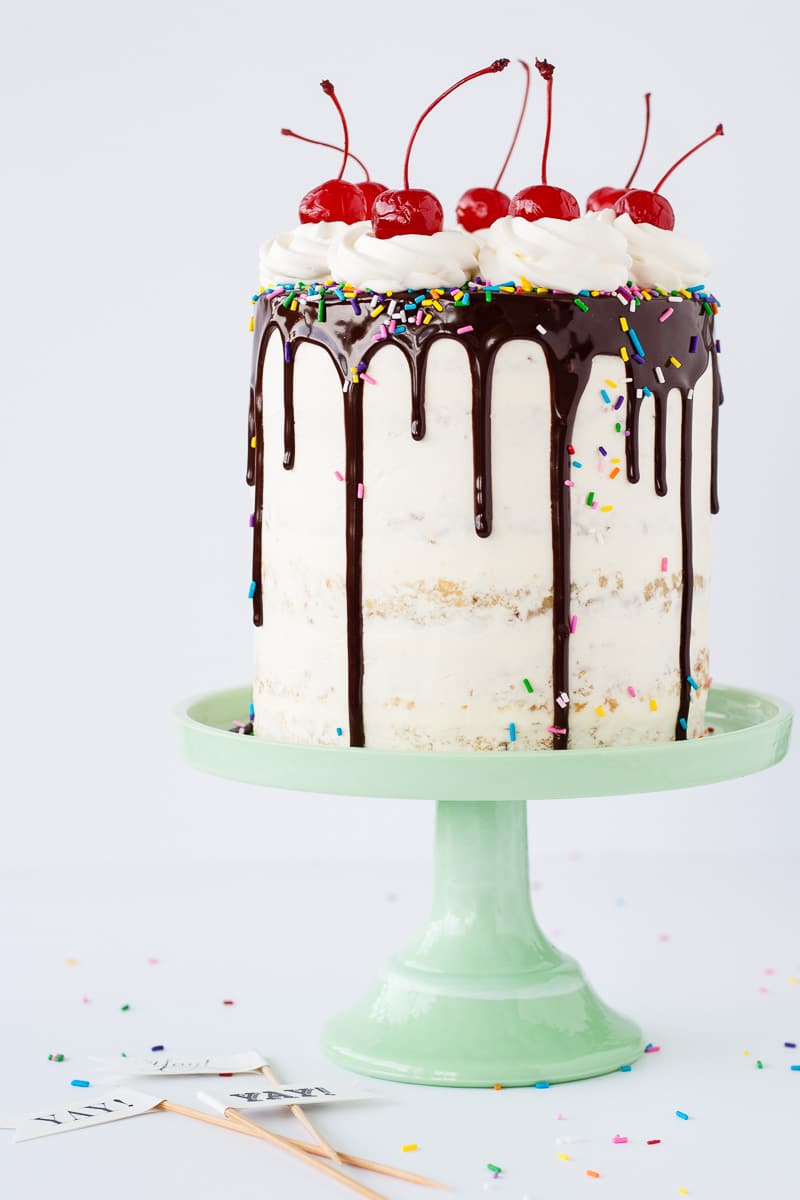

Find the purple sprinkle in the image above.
[
  {"left": 248, "top": 513, "right": 255, "bottom": 527},
  {"left": 284, "top": 342, "right": 291, "bottom": 363},
  {"left": 614, "top": 395, "right": 624, "bottom": 410},
  {"left": 632, "top": 352, "right": 645, "bottom": 364},
  {"left": 689, "top": 335, "right": 699, "bottom": 353},
  {"left": 617, "top": 286, "right": 633, "bottom": 300},
  {"left": 624, "top": 429, "right": 631, "bottom": 437},
  {"left": 715, "top": 339, "right": 721, "bottom": 353},
  {"left": 598, "top": 446, "right": 607, "bottom": 457},
  {"left": 350, "top": 299, "right": 361, "bottom": 314},
  {"left": 151, "top": 1044, "right": 164, "bottom": 1052}
]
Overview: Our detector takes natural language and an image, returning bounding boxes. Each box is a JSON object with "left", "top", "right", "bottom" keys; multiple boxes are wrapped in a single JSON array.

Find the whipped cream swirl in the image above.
[
  {"left": 328, "top": 222, "right": 479, "bottom": 292},
  {"left": 614, "top": 213, "right": 712, "bottom": 291},
  {"left": 259, "top": 222, "right": 347, "bottom": 286},
  {"left": 478, "top": 213, "right": 632, "bottom": 293}
]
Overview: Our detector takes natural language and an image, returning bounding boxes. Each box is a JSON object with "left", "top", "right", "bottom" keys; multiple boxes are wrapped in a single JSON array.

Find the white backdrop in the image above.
[{"left": 2, "top": 0, "right": 797, "bottom": 865}]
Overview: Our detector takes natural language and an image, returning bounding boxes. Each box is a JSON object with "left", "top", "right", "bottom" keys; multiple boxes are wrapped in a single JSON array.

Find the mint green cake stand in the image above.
[{"left": 175, "top": 684, "right": 791, "bottom": 1088}]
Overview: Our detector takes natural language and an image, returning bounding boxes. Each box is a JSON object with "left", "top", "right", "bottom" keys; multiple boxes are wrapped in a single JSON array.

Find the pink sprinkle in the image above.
[
  {"left": 759, "top": 986, "right": 769, "bottom": 994},
  {"left": 457, "top": 324, "right": 474, "bottom": 335},
  {"left": 627, "top": 686, "right": 637, "bottom": 698},
  {"left": 360, "top": 373, "right": 377, "bottom": 386},
  {"left": 555, "top": 1113, "right": 565, "bottom": 1120},
  {"left": 764, "top": 968, "right": 775, "bottom": 975},
  {"left": 658, "top": 307, "right": 674, "bottom": 322},
  {"left": 570, "top": 615, "right": 578, "bottom": 634},
  {"left": 415, "top": 309, "right": 424, "bottom": 326},
  {"left": 82, "top": 996, "right": 90, "bottom": 1004},
  {"left": 591, "top": 500, "right": 598, "bottom": 509},
  {"left": 357, "top": 482, "right": 364, "bottom": 499},
  {"left": 334, "top": 470, "right": 344, "bottom": 482},
  {"left": 644, "top": 1045, "right": 661, "bottom": 1053},
  {"left": 547, "top": 725, "right": 567, "bottom": 735},
  {"left": 658, "top": 933, "right": 670, "bottom": 942},
  {"left": 146, "top": 958, "right": 159, "bottom": 965},
  {"left": 269, "top": 287, "right": 285, "bottom": 298},
  {"left": 613, "top": 1135, "right": 628, "bottom": 1145},
  {"left": 661, "top": 556, "right": 669, "bottom": 572},
  {"left": 564, "top": 479, "right": 575, "bottom": 488},
  {"left": 388, "top": 320, "right": 397, "bottom": 334}
]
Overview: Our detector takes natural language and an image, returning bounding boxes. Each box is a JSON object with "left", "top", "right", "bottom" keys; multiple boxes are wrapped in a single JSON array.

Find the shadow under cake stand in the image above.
[{"left": 175, "top": 684, "right": 791, "bottom": 1088}]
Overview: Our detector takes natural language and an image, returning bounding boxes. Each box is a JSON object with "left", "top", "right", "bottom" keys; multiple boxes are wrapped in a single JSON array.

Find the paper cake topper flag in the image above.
[
  {"left": 198, "top": 1080, "right": 374, "bottom": 1114},
  {"left": 101, "top": 1051, "right": 268, "bottom": 1077},
  {"left": 11, "top": 1088, "right": 164, "bottom": 1142}
]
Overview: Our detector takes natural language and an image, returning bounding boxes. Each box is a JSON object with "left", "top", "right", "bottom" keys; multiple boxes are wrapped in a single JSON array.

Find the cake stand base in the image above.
[
  {"left": 175, "top": 684, "right": 791, "bottom": 1087},
  {"left": 323, "top": 799, "right": 642, "bottom": 1086}
]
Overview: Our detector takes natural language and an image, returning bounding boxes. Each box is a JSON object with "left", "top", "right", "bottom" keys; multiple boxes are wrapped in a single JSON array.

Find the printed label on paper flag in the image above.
[
  {"left": 211, "top": 1081, "right": 374, "bottom": 1111},
  {"left": 14, "top": 1088, "right": 163, "bottom": 1142},
  {"left": 105, "top": 1051, "right": 268, "bottom": 1077}
]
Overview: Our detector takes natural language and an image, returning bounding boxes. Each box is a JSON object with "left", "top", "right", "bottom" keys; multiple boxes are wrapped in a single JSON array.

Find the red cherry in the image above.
[
  {"left": 296, "top": 80, "right": 367, "bottom": 224},
  {"left": 509, "top": 59, "right": 579, "bottom": 223},
  {"left": 456, "top": 186, "right": 511, "bottom": 232},
  {"left": 613, "top": 122, "right": 724, "bottom": 229},
  {"left": 509, "top": 184, "right": 580, "bottom": 221},
  {"left": 456, "top": 59, "right": 530, "bottom": 232},
  {"left": 586, "top": 93, "right": 651, "bottom": 213},
  {"left": 281, "top": 127, "right": 387, "bottom": 215},
  {"left": 372, "top": 58, "right": 510, "bottom": 239}
]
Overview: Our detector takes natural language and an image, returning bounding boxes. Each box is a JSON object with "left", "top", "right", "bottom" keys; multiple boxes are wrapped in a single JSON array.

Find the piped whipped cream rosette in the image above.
[
  {"left": 478, "top": 213, "right": 632, "bottom": 293},
  {"left": 259, "top": 221, "right": 348, "bottom": 287},
  {"left": 328, "top": 221, "right": 480, "bottom": 292}
]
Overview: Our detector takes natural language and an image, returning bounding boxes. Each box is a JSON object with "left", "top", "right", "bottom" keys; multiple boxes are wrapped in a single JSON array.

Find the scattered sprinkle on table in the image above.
[
  {"left": 620, "top": 1064, "right": 632, "bottom": 1072},
  {"left": 647, "top": 1139, "right": 661, "bottom": 1145},
  {"left": 785, "top": 1042, "right": 797, "bottom": 1048},
  {"left": 70, "top": 1079, "right": 90, "bottom": 1088},
  {"left": 557, "top": 1152, "right": 570, "bottom": 1161},
  {"left": 120, "top": 1004, "right": 130, "bottom": 1012},
  {"left": 586, "top": 1169, "right": 600, "bottom": 1178},
  {"left": 48, "top": 1054, "right": 65, "bottom": 1062},
  {"left": 613, "top": 1135, "right": 628, "bottom": 1144},
  {"left": 486, "top": 1163, "right": 501, "bottom": 1174},
  {"left": 493, "top": 1083, "right": 502, "bottom": 1090},
  {"left": 402, "top": 1144, "right": 418, "bottom": 1152},
  {"left": 222, "top": 999, "right": 235, "bottom": 1006},
  {"left": 534, "top": 1081, "right": 550, "bottom": 1089},
  {"left": 65, "top": 958, "right": 78, "bottom": 966},
  {"left": 151, "top": 1044, "right": 165, "bottom": 1052},
  {"left": 675, "top": 1110, "right": 689, "bottom": 1120}
]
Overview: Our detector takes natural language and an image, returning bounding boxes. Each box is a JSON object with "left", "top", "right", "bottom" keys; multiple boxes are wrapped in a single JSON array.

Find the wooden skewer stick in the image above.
[
  {"left": 258, "top": 1061, "right": 342, "bottom": 1163},
  {"left": 161, "top": 1099, "right": 389, "bottom": 1200},
  {"left": 157, "top": 1100, "right": 448, "bottom": 1190}
]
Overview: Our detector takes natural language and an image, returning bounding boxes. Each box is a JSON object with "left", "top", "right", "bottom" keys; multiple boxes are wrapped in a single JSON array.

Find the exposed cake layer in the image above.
[{"left": 248, "top": 285, "right": 721, "bottom": 750}]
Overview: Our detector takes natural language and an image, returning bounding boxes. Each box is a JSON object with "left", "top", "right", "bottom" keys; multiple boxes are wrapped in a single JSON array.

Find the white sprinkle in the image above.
[
  {"left": 617, "top": 293, "right": 629, "bottom": 306},
  {"left": 655, "top": 366, "right": 666, "bottom": 383},
  {"left": 536, "top": 324, "right": 547, "bottom": 336},
  {"left": 688, "top": 387, "right": 694, "bottom": 399},
  {"left": 629, "top": 299, "right": 637, "bottom": 312},
  {"left": 636, "top": 388, "right": 643, "bottom": 399}
]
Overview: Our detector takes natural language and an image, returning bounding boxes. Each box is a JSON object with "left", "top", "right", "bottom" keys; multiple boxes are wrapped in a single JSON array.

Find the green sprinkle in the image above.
[
  {"left": 317, "top": 297, "right": 326, "bottom": 322},
  {"left": 48, "top": 1053, "right": 65, "bottom": 1062},
  {"left": 615, "top": 422, "right": 622, "bottom": 432},
  {"left": 703, "top": 301, "right": 713, "bottom": 315},
  {"left": 120, "top": 1004, "right": 130, "bottom": 1012},
  {"left": 281, "top": 290, "right": 296, "bottom": 308},
  {"left": 586, "top": 491, "right": 595, "bottom": 506},
  {"left": 522, "top": 678, "right": 533, "bottom": 694},
  {"left": 487, "top": 1164, "right": 502, "bottom": 1174},
  {"left": 757, "top": 1059, "right": 764, "bottom": 1069},
  {"left": 573, "top": 298, "right": 589, "bottom": 312}
]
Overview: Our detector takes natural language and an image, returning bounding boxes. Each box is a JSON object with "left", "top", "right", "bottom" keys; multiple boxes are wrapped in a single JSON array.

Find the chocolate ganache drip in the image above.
[{"left": 248, "top": 287, "right": 721, "bottom": 749}]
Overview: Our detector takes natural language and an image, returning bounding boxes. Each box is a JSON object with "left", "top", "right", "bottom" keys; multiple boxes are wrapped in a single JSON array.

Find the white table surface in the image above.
[{"left": 1, "top": 850, "right": 797, "bottom": 1199}]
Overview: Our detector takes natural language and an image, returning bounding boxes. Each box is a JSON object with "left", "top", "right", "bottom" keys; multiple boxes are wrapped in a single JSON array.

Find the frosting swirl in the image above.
[
  {"left": 614, "top": 213, "right": 712, "bottom": 291},
  {"left": 259, "top": 222, "right": 347, "bottom": 286},
  {"left": 478, "top": 213, "right": 632, "bottom": 293},
  {"left": 329, "top": 222, "right": 479, "bottom": 291}
]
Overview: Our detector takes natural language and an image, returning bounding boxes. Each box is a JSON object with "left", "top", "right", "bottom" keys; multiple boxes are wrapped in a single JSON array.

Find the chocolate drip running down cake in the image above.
[{"left": 245, "top": 63, "right": 725, "bottom": 751}]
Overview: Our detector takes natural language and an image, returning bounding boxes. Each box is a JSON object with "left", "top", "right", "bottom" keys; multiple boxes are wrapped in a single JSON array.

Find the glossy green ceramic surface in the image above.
[{"left": 174, "top": 684, "right": 791, "bottom": 1086}]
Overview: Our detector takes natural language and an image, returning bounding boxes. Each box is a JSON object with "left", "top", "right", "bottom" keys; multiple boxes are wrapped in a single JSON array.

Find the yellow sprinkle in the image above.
[
  {"left": 371, "top": 305, "right": 386, "bottom": 318},
  {"left": 432, "top": 300, "right": 444, "bottom": 311},
  {"left": 600, "top": 504, "right": 613, "bottom": 512},
  {"left": 596, "top": 706, "right": 606, "bottom": 718},
  {"left": 499, "top": 285, "right": 515, "bottom": 293},
  {"left": 642, "top": 290, "right": 652, "bottom": 299},
  {"left": 650, "top": 698, "right": 658, "bottom": 712},
  {"left": 680, "top": 289, "right": 692, "bottom": 299},
  {"left": 258, "top": 287, "right": 265, "bottom": 295},
  {"left": 678, "top": 1190, "right": 688, "bottom": 1196},
  {"left": 519, "top": 276, "right": 533, "bottom": 292},
  {"left": 453, "top": 290, "right": 464, "bottom": 301},
  {"left": 402, "top": 1144, "right": 418, "bottom": 1152},
  {"left": 430, "top": 289, "right": 442, "bottom": 297},
  {"left": 290, "top": 299, "right": 298, "bottom": 311},
  {"left": 250, "top": 437, "right": 257, "bottom": 449},
  {"left": 65, "top": 958, "right": 78, "bottom": 966},
  {"left": 536, "top": 286, "right": 548, "bottom": 294},
  {"left": 386, "top": 290, "right": 394, "bottom": 297},
  {"left": 423, "top": 313, "right": 433, "bottom": 324},
  {"left": 620, "top": 346, "right": 629, "bottom": 362},
  {"left": 557, "top": 1153, "right": 571, "bottom": 1162},
  {"left": 605, "top": 379, "right": 618, "bottom": 388},
  {"left": 248, "top": 316, "right": 254, "bottom": 332},
  {"left": 611, "top": 457, "right": 621, "bottom": 463},
  {"left": 789, "top": 977, "right": 799, "bottom": 985},
  {"left": 670, "top": 356, "right": 682, "bottom": 368},
  {"left": 743, "top": 1050, "right": 750, "bottom": 1056},
  {"left": 619, "top": 316, "right": 629, "bottom": 332},
  {"left": 591, "top": 290, "right": 600, "bottom": 297},
  {"left": 420, "top": 299, "right": 435, "bottom": 307}
]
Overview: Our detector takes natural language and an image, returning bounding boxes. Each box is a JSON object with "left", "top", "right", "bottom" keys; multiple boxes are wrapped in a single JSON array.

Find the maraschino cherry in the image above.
[
  {"left": 613, "top": 123, "right": 724, "bottom": 231},
  {"left": 456, "top": 59, "right": 531, "bottom": 233},
  {"left": 372, "top": 58, "right": 510, "bottom": 239},
  {"left": 281, "top": 127, "right": 388, "bottom": 211},
  {"left": 298, "top": 81, "right": 368, "bottom": 224},
  {"left": 586, "top": 92, "right": 651, "bottom": 212},
  {"left": 508, "top": 59, "right": 580, "bottom": 222}
]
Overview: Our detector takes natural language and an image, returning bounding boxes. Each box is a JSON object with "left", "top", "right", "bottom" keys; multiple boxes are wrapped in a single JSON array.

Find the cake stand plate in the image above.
[{"left": 175, "top": 685, "right": 792, "bottom": 1087}]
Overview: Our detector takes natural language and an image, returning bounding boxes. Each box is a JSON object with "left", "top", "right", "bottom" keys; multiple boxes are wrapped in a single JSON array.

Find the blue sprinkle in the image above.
[
  {"left": 601, "top": 389, "right": 612, "bottom": 405},
  {"left": 334, "top": 287, "right": 346, "bottom": 301},
  {"left": 791, "top": 1065, "right": 800, "bottom": 1071},
  {"left": 151, "top": 1045, "right": 164, "bottom": 1052},
  {"left": 414, "top": 294, "right": 426, "bottom": 303},
  {"left": 578, "top": 289, "right": 591, "bottom": 296},
  {"left": 248, "top": 581, "right": 256, "bottom": 599},
  {"left": 336, "top": 727, "right": 343, "bottom": 737},
  {"left": 687, "top": 283, "right": 706, "bottom": 293},
  {"left": 573, "top": 460, "right": 583, "bottom": 469},
  {"left": 404, "top": 303, "right": 417, "bottom": 311},
  {"left": 679, "top": 717, "right": 688, "bottom": 730},
  {"left": 395, "top": 325, "right": 407, "bottom": 333},
  {"left": 509, "top": 722, "right": 516, "bottom": 743},
  {"left": 675, "top": 1110, "right": 689, "bottom": 1120},
  {"left": 70, "top": 1079, "right": 90, "bottom": 1088},
  {"left": 534, "top": 1081, "right": 550, "bottom": 1089},
  {"left": 628, "top": 328, "right": 645, "bottom": 357},
  {"left": 284, "top": 342, "right": 292, "bottom": 363},
  {"left": 620, "top": 1064, "right": 632, "bottom": 1072},
  {"left": 249, "top": 703, "right": 255, "bottom": 719},
  {"left": 687, "top": 675, "right": 699, "bottom": 690}
]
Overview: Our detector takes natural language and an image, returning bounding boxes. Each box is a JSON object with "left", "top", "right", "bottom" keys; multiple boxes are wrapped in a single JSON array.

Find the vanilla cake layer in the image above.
[{"left": 248, "top": 289, "right": 721, "bottom": 750}]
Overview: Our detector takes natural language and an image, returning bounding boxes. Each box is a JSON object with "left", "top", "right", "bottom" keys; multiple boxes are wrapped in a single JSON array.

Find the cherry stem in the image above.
[
  {"left": 624, "top": 92, "right": 652, "bottom": 189},
  {"left": 654, "top": 123, "right": 724, "bottom": 193},
  {"left": 320, "top": 80, "right": 349, "bottom": 182},
  {"left": 403, "top": 58, "right": 510, "bottom": 190},
  {"left": 281, "top": 128, "right": 370, "bottom": 180},
  {"left": 493, "top": 59, "right": 531, "bottom": 190},
  {"left": 535, "top": 59, "right": 555, "bottom": 186}
]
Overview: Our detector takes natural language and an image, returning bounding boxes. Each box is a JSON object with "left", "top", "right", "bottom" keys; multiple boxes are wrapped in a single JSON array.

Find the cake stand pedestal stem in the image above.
[{"left": 323, "top": 798, "right": 644, "bottom": 1087}]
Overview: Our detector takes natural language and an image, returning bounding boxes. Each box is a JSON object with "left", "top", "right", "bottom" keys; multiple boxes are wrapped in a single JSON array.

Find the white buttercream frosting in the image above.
[
  {"left": 478, "top": 213, "right": 632, "bottom": 292},
  {"left": 328, "top": 222, "right": 479, "bottom": 292},
  {"left": 614, "top": 213, "right": 712, "bottom": 291},
  {"left": 259, "top": 222, "right": 347, "bottom": 286}
]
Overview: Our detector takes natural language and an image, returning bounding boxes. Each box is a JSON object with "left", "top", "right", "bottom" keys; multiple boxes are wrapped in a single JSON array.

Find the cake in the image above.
[{"left": 245, "top": 62, "right": 724, "bottom": 752}]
